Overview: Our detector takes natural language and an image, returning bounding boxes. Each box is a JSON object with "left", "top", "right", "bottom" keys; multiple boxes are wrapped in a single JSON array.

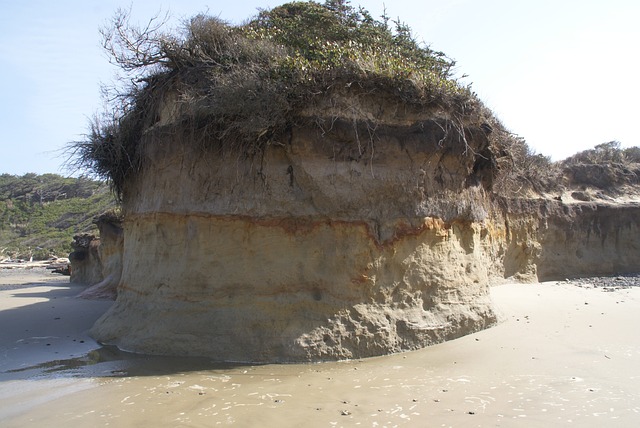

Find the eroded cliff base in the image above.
[{"left": 91, "top": 213, "right": 498, "bottom": 362}]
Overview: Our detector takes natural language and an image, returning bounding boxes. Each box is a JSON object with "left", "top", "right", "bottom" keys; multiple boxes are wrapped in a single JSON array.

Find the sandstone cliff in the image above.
[
  {"left": 69, "top": 233, "right": 102, "bottom": 285},
  {"left": 496, "top": 197, "right": 640, "bottom": 282},
  {"left": 75, "top": 2, "right": 639, "bottom": 362},
  {"left": 76, "top": 214, "right": 124, "bottom": 300},
  {"left": 87, "top": 125, "right": 640, "bottom": 361},
  {"left": 90, "top": 95, "right": 501, "bottom": 361}
]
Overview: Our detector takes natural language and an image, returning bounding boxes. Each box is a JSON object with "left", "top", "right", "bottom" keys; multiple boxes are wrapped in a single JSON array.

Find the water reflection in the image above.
[{"left": 3, "top": 346, "right": 251, "bottom": 378}]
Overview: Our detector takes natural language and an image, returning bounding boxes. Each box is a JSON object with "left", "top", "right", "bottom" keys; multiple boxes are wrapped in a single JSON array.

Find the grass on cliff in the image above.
[{"left": 69, "top": 0, "right": 495, "bottom": 199}]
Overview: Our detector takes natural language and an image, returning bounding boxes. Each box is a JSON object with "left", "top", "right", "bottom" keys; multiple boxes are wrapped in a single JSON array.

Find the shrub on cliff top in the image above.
[
  {"left": 561, "top": 141, "right": 640, "bottom": 190},
  {"left": 70, "top": 1, "right": 487, "bottom": 198},
  {"left": 562, "top": 141, "right": 640, "bottom": 165}
]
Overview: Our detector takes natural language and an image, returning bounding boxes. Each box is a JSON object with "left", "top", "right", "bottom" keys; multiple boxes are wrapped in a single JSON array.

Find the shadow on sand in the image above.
[{"left": 0, "top": 281, "right": 254, "bottom": 382}]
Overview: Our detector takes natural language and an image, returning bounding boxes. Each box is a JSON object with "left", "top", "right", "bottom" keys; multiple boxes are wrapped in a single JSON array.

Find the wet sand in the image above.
[{"left": 1, "top": 268, "right": 640, "bottom": 427}]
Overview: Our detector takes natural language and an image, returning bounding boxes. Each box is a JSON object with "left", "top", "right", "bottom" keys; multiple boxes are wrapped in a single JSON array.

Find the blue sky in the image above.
[{"left": 1, "top": 0, "right": 638, "bottom": 175}]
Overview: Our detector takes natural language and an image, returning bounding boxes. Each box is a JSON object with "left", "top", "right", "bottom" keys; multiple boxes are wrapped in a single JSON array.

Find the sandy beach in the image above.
[{"left": 1, "top": 268, "right": 639, "bottom": 427}]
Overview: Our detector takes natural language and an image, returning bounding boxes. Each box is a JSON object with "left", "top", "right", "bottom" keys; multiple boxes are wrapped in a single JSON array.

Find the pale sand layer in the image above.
[{"left": 1, "top": 269, "right": 639, "bottom": 427}]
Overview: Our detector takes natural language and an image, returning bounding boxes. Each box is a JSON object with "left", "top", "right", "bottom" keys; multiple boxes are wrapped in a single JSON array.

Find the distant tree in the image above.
[{"left": 624, "top": 146, "right": 640, "bottom": 162}]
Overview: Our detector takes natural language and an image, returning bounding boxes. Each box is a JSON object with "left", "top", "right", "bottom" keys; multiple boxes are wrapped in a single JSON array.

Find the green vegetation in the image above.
[
  {"left": 243, "top": 1, "right": 458, "bottom": 89},
  {"left": 71, "top": 0, "right": 480, "bottom": 198},
  {"left": 561, "top": 141, "right": 640, "bottom": 190},
  {"left": 0, "top": 173, "right": 116, "bottom": 260}
]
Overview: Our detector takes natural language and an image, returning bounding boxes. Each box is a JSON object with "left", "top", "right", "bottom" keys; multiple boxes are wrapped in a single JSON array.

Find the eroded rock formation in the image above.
[
  {"left": 86, "top": 92, "right": 640, "bottom": 362},
  {"left": 496, "top": 198, "right": 640, "bottom": 282},
  {"left": 76, "top": 214, "right": 124, "bottom": 300},
  {"left": 90, "top": 96, "right": 503, "bottom": 362},
  {"left": 79, "top": 3, "right": 640, "bottom": 362},
  {"left": 79, "top": 85, "right": 640, "bottom": 365},
  {"left": 69, "top": 233, "right": 102, "bottom": 285}
]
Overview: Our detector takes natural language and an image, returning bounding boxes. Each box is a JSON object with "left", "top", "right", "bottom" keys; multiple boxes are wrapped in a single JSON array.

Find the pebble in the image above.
[{"left": 563, "top": 273, "right": 640, "bottom": 290}]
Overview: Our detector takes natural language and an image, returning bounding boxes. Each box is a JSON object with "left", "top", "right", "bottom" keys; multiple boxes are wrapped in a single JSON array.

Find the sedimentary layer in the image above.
[
  {"left": 498, "top": 199, "right": 640, "bottom": 281},
  {"left": 87, "top": 90, "right": 640, "bottom": 362},
  {"left": 90, "top": 113, "right": 500, "bottom": 362},
  {"left": 92, "top": 213, "right": 495, "bottom": 361},
  {"left": 77, "top": 216, "right": 124, "bottom": 300}
]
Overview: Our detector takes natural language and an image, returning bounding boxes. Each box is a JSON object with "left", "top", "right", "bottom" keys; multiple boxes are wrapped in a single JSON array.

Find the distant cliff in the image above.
[{"left": 0, "top": 173, "right": 116, "bottom": 260}]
